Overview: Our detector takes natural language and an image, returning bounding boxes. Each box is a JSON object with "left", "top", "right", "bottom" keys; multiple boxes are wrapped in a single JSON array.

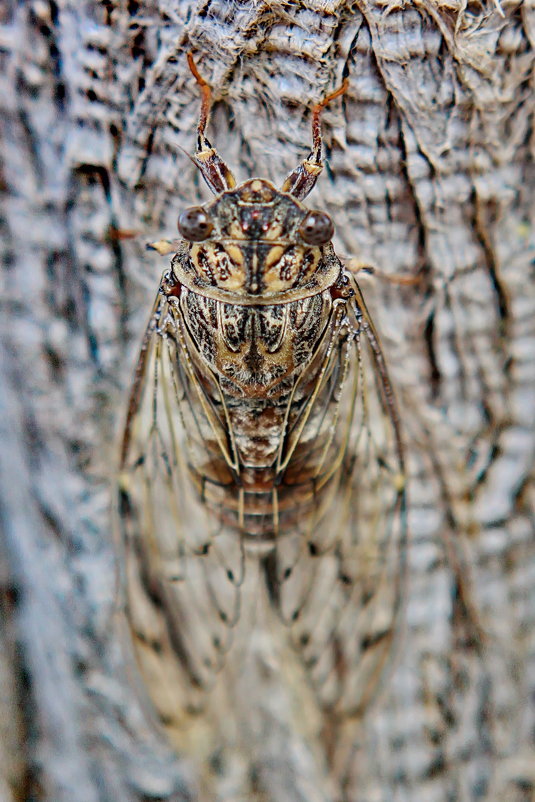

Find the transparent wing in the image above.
[
  {"left": 117, "top": 288, "right": 247, "bottom": 728},
  {"left": 118, "top": 274, "right": 407, "bottom": 736},
  {"left": 265, "top": 276, "right": 408, "bottom": 718}
]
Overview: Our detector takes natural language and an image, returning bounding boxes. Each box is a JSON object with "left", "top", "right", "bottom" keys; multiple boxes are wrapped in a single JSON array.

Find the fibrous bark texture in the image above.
[{"left": 1, "top": 1, "right": 534, "bottom": 800}]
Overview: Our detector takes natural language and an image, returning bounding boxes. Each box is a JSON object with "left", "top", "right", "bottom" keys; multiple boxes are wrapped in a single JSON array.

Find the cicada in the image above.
[{"left": 118, "top": 54, "right": 407, "bottom": 766}]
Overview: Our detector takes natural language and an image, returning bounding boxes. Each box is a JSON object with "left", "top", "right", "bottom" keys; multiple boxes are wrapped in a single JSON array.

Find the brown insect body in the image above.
[
  {"left": 119, "top": 55, "right": 407, "bottom": 779},
  {"left": 157, "top": 180, "right": 352, "bottom": 541}
]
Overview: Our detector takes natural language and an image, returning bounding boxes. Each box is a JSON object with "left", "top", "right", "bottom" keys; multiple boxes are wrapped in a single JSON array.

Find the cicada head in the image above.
[{"left": 177, "top": 178, "right": 336, "bottom": 297}]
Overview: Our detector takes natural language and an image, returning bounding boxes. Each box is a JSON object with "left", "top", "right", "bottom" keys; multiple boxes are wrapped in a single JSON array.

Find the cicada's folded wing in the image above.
[
  {"left": 117, "top": 290, "right": 245, "bottom": 728},
  {"left": 117, "top": 269, "right": 407, "bottom": 736},
  {"left": 268, "top": 276, "right": 407, "bottom": 718}
]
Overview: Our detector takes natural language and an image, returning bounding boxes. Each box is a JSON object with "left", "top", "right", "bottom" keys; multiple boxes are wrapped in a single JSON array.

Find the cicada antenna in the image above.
[
  {"left": 186, "top": 51, "right": 236, "bottom": 194},
  {"left": 282, "top": 76, "right": 349, "bottom": 201}
]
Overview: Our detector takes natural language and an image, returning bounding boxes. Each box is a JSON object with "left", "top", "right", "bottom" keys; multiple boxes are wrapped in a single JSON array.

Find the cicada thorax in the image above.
[{"left": 178, "top": 287, "right": 334, "bottom": 398}]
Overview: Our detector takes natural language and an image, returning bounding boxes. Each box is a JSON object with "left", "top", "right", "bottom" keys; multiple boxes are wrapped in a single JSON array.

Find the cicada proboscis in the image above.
[{"left": 118, "top": 52, "right": 407, "bottom": 776}]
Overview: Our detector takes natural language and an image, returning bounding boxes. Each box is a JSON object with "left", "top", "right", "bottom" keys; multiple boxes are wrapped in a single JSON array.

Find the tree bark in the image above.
[{"left": 1, "top": 1, "right": 534, "bottom": 800}]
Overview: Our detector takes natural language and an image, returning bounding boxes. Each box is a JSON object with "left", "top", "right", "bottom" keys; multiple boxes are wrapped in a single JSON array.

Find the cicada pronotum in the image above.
[{"left": 118, "top": 53, "right": 407, "bottom": 781}]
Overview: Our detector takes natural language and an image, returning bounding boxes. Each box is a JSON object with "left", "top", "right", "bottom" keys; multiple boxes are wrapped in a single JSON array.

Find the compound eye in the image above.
[
  {"left": 178, "top": 207, "right": 214, "bottom": 241},
  {"left": 299, "top": 210, "right": 334, "bottom": 245}
]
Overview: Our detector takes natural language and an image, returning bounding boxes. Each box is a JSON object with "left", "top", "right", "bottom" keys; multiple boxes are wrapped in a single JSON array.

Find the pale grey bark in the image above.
[{"left": 1, "top": 1, "right": 534, "bottom": 800}]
